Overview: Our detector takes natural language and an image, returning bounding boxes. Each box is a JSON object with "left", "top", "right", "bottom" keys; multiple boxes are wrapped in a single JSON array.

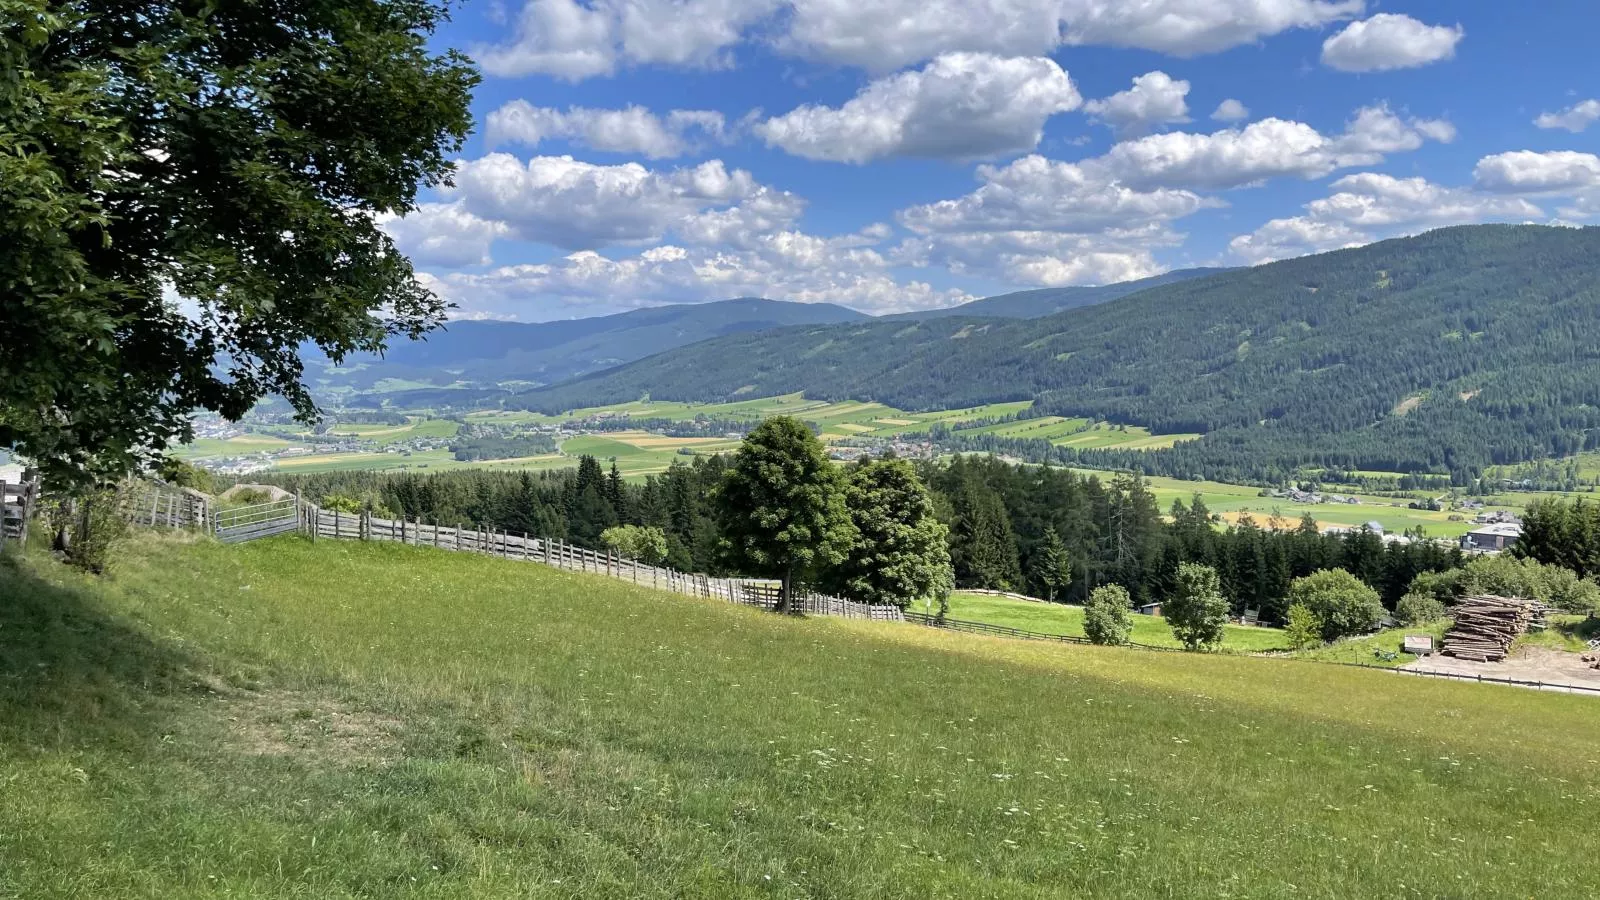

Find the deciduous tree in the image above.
[
  {"left": 1083, "top": 584, "right": 1132, "bottom": 646},
  {"left": 1, "top": 0, "right": 477, "bottom": 487},
  {"left": 716, "top": 417, "right": 854, "bottom": 611},
  {"left": 828, "top": 458, "right": 953, "bottom": 609},
  {"left": 1166, "top": 562, "right": 1229, "bottom": 652}
]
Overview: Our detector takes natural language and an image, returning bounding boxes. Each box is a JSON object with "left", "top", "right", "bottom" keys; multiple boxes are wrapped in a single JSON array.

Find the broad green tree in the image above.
[
  {"left": 829, "top": 458, "right": 953, "bottom": 608},
  {"left": 716, "top": 417, "right": 855, "bottom": 611},
  {"left": 1166, "top": 562, "right": 1229, "bottom": 652},
  {"left": 1285, "top": 569, "right": 1384, "bottom": 641},
  {"left": 2, "top": 0, "right": 477, "bottom": 487},
  {"left": 1083, "top": 584, "right": 1132, "bottom": 646}
]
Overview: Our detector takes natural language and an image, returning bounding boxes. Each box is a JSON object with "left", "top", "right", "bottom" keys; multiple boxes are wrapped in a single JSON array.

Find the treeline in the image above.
[
  {"left": 247, "top": 450, "right": 1463, "bottom": 622},
  {"left": 448, "top": 433, "right": 558, "bottom": 461}
]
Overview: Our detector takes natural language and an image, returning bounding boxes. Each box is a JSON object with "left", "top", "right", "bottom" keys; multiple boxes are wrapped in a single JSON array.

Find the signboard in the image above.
[{"left": 1403, "top": 635, "right": 1435, "bottom": 655}]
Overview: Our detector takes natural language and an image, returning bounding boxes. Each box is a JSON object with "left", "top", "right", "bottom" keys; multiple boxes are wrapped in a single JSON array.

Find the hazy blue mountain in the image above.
[{"left": 310, "top": 297, "right": 868, "bottom": 393}]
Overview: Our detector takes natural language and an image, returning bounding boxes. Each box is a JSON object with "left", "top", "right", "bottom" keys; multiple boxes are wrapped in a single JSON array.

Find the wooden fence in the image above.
[
  {"left": 0, "top": 477, "right": 39, "bottom": 549},
  {"left": 302, "top": 505, "right": 904, "bottom": 622},
  {"left": 125, "top": 483, "right": 210, "bottom": 531}
]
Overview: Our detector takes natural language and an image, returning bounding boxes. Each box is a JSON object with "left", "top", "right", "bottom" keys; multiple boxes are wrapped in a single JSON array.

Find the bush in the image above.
[
  {"left": 1166, "top": 563, "right": 1229, "bottom": 652},
  {"left": 1286, "top": 569, "right": 1384, "bottom": 641},
  {"left": 45, "top": 485, "right": 133, "bottom": 574},
  {"left": 1283, "top": 603, "right": 1324, "bottom": 650},
  {"left": 602, "top": 524, "right": 669, "bottom": 565},
  {"left": 1395, "top": 591, "right": 1448, "bottom": 626},
  {"left": 1541, "top": 566, "right": 1600, "bottom": 615},
  {"left": 1083, "top": 584, "right": 1132, "bottom": 646}
]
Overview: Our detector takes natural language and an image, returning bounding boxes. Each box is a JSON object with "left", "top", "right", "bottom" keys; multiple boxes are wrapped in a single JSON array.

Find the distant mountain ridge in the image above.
[
  {"left": 311, "top": 271, "right": 1220, "bottom": 396},
  {"left": 517, "top": 225, "right": 1600, "bottom": 482},
  {"left": 310, "top": 297, "right": 868, "bottom": 393}
]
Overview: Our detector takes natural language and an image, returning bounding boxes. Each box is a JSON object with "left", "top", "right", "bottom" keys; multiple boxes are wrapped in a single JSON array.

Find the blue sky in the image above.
[{"left": 383, "top": 0, "right": 1600, "bottom": 320}]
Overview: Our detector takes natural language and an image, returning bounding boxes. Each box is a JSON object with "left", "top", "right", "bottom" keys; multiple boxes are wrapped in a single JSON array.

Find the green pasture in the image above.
[
  {"left": 937, "top": 591, "right": 1291, "bottom": 652},
  {"left": 3, "top": 535, "right": 1596, "bottom": 897}
]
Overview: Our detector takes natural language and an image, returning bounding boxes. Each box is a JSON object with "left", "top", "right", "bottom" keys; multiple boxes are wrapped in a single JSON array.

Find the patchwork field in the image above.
[
  {"left": 1107, "top": 473, "right": 1491, "bottom": 539},
  {"left": 4, "top": 535, "right": 1596, "bottom": 897}
]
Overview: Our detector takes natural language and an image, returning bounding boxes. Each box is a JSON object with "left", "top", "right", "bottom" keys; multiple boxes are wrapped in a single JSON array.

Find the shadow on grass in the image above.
[
  {"left": 0, "top": 553, "right": 203, "bottom": 752},
  {"left": 1556, "top": 615, "right": 1600, "bottom": 644}
]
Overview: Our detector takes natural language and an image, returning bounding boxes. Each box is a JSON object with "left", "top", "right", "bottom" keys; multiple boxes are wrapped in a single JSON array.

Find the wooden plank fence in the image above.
[
  {"left": 125, "top": 483, "right": 210, "bottom": 531},
  {"left": 300, "top": 505, "right": 903, "bottom": 623},
  {"left": 0, "top": 477, "right": 39, "bottom": 549}
]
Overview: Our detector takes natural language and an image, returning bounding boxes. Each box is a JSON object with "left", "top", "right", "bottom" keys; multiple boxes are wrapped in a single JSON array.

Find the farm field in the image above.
[
  {"left": 938, "top": 591, "right": 1290, "bottom": 651},
  {"left": 4, "top": 534, "right": 1597, "bottom": 897},
  {"left": 1089, "top": 472, "right": 1492, "bottom": 539}
]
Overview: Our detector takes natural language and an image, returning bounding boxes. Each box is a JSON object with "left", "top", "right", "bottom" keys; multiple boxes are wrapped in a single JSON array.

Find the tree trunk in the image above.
[
  {"left": 780, "top": 562, "right": 793, "bottom": 614},
  {"left": 53, "top": 497, "right": 76, "bottom": 553}
]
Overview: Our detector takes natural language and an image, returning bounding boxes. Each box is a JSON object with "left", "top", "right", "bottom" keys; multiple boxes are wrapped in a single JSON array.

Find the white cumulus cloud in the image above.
[
  {"left": 485, "top": 102, "right": 727, "bottom": 158},
  {"left": 1211, "top": 98, "right": 1250, "bottom": 122},
  {"left": 379, "top": 204, "right": 511, "bottom": 268},
  {"left": 1230, "top": 173, "right": 1542, "bottom": 263},
  {"left": 1102, "top": 104, "right": 1453, "bottom": 190},
  {"left": 1321, "top": 13, "right": 1463, "bottom": 72},
  {"left": 1473, "top": 150, "right": 1600, "bottom": 194},
  {"left": 1084, "top": 71, "right": 1191, "bottom": 137},
  {"left": 756, "top": 53, "right": 1080, "bottom": 163},
  {"left": 443, "top": 154, "right": 761, "bottom": 250},
  {"left": 479, "top": 0, "right": 1363, "bottom": 79},
  {"left": 1534, "top": 99, "right": 1600, "bottom": 133}
]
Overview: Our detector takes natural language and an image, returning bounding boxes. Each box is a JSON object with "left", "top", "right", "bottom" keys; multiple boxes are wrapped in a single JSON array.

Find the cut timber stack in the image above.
[{"left": 1440, "top": 595, "right": 1546, "bottom": 663}]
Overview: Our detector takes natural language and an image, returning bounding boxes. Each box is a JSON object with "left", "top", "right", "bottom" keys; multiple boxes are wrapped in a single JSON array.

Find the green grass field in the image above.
[
  {"left": 5, "top": 534, "right": 1597, "bottom": 897},
  {"left": 939, "top": 592, "right": 1290, "bottom": 651}
]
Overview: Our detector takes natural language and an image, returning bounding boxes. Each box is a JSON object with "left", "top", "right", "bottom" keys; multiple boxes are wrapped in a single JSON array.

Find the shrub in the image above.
[
  {"left": 602, "top": 524, "right": 669, "bottom": 565},
  {"left": 1286, "top": 569, "right": 1384, "bottom": 641},
  {"left": 1395, "top": 591, "right": 1448, "bottom": 626},
  {"left": 1283, "top": 603, "right": 1324, "bottom": 650},
  {"left": 1166, "top": 563, "right": 1229, "bottom": 652},
  {"left": 1083, "top": 584, "right": 1132, "bottom": 646},
  {"left": 45, "top": 485, "right": 133, "bottom": 574}
]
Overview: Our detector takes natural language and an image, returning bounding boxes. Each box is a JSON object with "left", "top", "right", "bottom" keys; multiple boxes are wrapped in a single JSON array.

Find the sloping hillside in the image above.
[
  {"left": 5, "top": 535, "right": 1598, "bottom": 896},
  {"left": 309, "top": 297, "right": 868, "bottom": 393},
  {"left": 890, "top": 267, "right": 1227, "bottom": 320},
  {"left": 520, "top": 226, "right": 1600, "bottom": 480}
]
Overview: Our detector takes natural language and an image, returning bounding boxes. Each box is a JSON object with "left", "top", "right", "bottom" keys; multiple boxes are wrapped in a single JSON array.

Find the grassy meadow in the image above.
[
  {"left": 4, "top": 533, "right": 1598, "bottom": 897},
  {"left": 937, "top": 592, "right": 1291, "bottom": 651}
]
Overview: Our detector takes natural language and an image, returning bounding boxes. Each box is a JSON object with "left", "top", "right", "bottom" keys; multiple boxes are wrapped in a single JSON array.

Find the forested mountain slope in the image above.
[
  {"left": 309, "top": 297, "right": 867, "bottom": 392},
  {"left": 520, "top": 226, "right": 1600, "bottom": 481},
  {"left": 890, "top": 267, "right": 1227, "bottom": 319}
]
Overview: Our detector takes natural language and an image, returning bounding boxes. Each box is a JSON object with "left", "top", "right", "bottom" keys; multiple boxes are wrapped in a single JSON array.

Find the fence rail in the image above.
[
  {"left": 1, "top": 477, "right": 39, "bottom": 548},
  {"left": 300, "top": 505, "right": 903, "bottom": 623}
]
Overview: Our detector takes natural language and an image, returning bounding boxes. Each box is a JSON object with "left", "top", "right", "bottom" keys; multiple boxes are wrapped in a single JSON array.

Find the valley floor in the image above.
[{"left": 3, "top": 534, "right": 1597, "bottom": 897}]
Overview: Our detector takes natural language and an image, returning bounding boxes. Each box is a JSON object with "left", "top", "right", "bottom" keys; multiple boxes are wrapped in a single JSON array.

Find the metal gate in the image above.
[{"left": 214, "top": 498, "right": 300, "bottom": 544}]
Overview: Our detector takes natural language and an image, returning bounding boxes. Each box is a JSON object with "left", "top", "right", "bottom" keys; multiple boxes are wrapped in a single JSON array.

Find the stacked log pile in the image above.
[{"left": 1440, "top": 595, "right": 1546, "bottom": 663}]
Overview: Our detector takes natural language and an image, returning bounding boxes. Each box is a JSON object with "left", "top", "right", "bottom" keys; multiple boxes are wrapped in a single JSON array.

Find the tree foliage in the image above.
[
  {"left": 1, "top": 0, "right": 477, "bottom": 487},
  {"left": 826, "top": 458, "right": 952, "bottom": 608},
  {"left": 602, "top": 525, "right": 669, "bottom": 565},
  {"left": 1083, "top": 584, "right": 1132, "bottom": 646},
  {"left": 1283, "top": 603, "right": 1324, "bottom": 650},
  {"left": 1285, "top": 568, "right": 1385, "bottom": 641},
  {"left": 1166, "top": 562, "right": 1229, "bottom": 652},
  {"left": 715, "top": 417, "right": 855, "bottom": 610},
  {"left": 1394, "top": 592, "right": 1447, "bottom": 626}
]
